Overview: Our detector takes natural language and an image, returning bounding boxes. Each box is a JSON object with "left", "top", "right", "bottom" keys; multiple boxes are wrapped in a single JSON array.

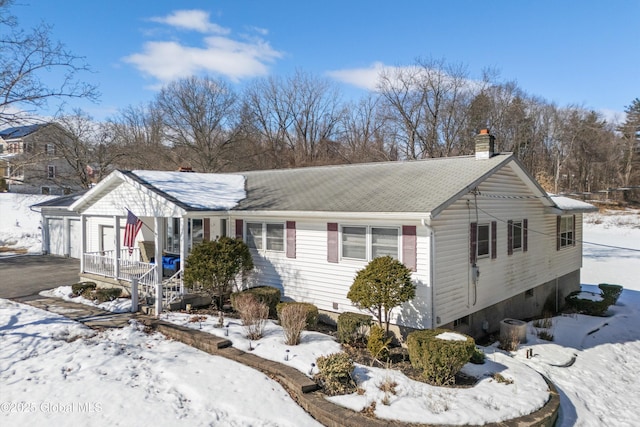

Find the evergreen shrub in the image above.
[
  {"left": 314, "top": 352, "right": 357, "bottom": 396},
  {"left": 598, "top": 283, "right": 623, "bottom": 305},
  {"left": 337, "top": 312, "right": 372, "bottom": 344},
  {"left": 565, "top": 290, "right": 611, "bottom": 316},
  {"left": 406, "top": 329, "right": 475, "bottom": 386},
  {"left": 72, "top": 282, "right": 96, "bottom": 296}
]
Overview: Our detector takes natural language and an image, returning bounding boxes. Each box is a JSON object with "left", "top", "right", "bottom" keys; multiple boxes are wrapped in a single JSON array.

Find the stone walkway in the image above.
[{"left": 13, "top": 295, "right": 559, "bottom": 427}]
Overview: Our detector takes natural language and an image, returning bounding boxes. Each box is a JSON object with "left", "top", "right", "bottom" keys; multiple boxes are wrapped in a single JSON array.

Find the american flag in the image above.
[{"left": 124, "top": 210, "right": 143, "bottom": 255}]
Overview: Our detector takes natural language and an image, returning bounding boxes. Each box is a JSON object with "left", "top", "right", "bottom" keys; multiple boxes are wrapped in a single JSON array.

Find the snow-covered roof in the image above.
[
  {"left": 130, "top": 170, "right": 246, "bottom": 210},
  {"left": 550, "top": 195, "right": 598, "bottom": 213}
]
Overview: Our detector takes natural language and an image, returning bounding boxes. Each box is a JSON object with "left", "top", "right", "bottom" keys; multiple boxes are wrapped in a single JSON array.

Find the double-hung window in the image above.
[
  {"left": 558, "top": 216, "right": 575, "bottom": 249},
  {"left": 508, "top": 219, "right": 528, "bottom": 255},
  {"left": 246, "top": 222, "right": 285, "bottom": 252},
  {"left": 476, "top": 224, "right": 490, "bottom": 258},
  {"left": 341, "top": 226, "right": 399, "bottom": 261}
]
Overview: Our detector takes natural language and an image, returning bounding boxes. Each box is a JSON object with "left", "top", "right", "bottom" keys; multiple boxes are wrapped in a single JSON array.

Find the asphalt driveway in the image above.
[{"left": 0, "top": 255, "right": 80, "bottom": 299}]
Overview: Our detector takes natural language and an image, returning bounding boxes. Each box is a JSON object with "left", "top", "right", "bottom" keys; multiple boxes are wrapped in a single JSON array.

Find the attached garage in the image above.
[
  {"left": 47, "top": 218, "right": 65, "bottom": 256},
  {"left": 31, "top": 191, "right": 86, "bottom": 259}
]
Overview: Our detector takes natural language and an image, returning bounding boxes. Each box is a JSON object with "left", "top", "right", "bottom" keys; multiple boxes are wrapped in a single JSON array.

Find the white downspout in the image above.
[
  {"left": 179, "top": 217, "right": 187, "bottom": 295},
  {"left": 421, "top": 216, "right": 436, "bottom": 329}
]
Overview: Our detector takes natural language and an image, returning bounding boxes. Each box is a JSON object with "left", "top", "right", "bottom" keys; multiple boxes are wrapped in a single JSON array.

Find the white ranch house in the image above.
[{"left": 60, "top": 131, "right": 595, "bottom": 337}]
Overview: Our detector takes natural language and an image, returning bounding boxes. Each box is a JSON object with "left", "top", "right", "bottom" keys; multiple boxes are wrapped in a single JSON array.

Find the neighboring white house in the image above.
[{"left": 66, "top": 130, "right": 597, "bottom": 337}]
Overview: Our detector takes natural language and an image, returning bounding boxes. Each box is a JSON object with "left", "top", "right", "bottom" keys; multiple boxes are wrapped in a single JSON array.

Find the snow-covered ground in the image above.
[
  {"left": 1, "top": 193, "right": 640, "bottom": 426},
  {"left": 0, "top": 193, "right": 53, "bottom": 256}
]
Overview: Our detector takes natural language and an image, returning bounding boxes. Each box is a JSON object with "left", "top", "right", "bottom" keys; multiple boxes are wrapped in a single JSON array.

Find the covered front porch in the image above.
[
  {"left": 76, "top": 213, "right": 226, "bottom": 311},
  {"left": 68, "top": 169, "right": 246, "bottom": 312}
]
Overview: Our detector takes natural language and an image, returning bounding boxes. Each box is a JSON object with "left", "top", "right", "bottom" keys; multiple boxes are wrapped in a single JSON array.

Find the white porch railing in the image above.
[{"left": 82, "top": 251, "right": 185, "bottom": 310}]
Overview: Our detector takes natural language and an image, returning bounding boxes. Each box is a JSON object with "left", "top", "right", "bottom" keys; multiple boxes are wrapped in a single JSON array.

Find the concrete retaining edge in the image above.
[{"left": 147, "top": 318, "right": 560, "bottom": 427}]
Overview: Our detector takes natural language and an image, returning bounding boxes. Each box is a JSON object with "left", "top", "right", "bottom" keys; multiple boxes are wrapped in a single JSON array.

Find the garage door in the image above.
[
  {"left": 47, "top": 218, "right": 64, "bottom": 256},
  {"left": 69, "top": 219, "right": 81, "bottom": 259}
]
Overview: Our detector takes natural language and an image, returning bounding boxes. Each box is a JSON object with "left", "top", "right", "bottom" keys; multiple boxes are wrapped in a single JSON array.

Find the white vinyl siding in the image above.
[
  {"left": 431, "top": 164, "right": 583, "bottom": 326},
  {"left": 239, "top": 218, "right": 432, "bottom": 330}
]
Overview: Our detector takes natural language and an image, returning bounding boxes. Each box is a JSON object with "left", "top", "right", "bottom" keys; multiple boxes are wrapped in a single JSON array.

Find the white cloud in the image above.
[
  {"left": 326, "top": 62, "right": 389, "bottom": 91},
  {"left": 125, "top": 10, "right": 283, "bottom": 84},
  {"left": 124, "top": 37, "right": 282, "bottom": 83},
  {"left": 149, "top": 9, "right": 230, "bottom": 34}
]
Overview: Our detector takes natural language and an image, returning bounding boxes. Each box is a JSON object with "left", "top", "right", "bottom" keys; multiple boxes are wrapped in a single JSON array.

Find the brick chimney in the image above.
[{"left": 475, "top": 129, "right": 495, "bottom": 159}]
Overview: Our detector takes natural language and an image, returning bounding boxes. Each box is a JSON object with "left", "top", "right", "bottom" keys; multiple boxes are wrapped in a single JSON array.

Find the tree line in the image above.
[{"left": 43, "top": 63, "right": 639, "bottom": 200}]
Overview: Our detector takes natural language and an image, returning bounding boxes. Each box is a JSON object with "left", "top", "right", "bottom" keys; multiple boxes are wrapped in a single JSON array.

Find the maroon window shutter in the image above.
[
  {"left": 203, "top": 218, "right": 210, "bottom": 241},
  {"left": 469, "top": 222, "right": 477, "bottom": 264},
  {"left": 327, "top": 223, "right": 338, "bottom": 263},
  {"left": 523, "top": 219, "right": 528, "bottom": 252},
  {"left": 286, "top": 221, "right": 296, "bottom": 258},
  {"left": 235, "top": 219, "right": 244, "bottom": 239},
  {"left": 572, "top": 214, "right": 576, "bottom": 247},
  {"left": 402, "top": 225, "right": 417, "bottom": 272},
  {"left": 556, "top": 216, "right": 561, "bottom": 251},
  {"left": 507, "top": 220, "right": 514, "bottom": 256},
  {"left": 491, "top": 221, "right": 497, "bottom": 259}
]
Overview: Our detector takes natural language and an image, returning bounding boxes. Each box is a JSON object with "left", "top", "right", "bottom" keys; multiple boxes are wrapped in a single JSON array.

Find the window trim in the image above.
[
  {"left": 340, "top": 225, "right": 400, "bottom": 262},
  {"left": 476, "top": 223, "right": 490, "bottom": 259},
  {"left": 508, "top": 219, "right": 527, "bottom": 255}
]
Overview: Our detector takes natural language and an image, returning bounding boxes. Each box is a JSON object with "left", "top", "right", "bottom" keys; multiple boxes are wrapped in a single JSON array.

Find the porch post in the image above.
[
  {"left": 80, "top": 214, "right": 86, "bottom": 272},
  {"left": 63, "top": 217, "right": 70, "bottom": 257},
  {"left": 180, "top": 217, "right": 187, "bottom": 294},
  {"left": 114, "top": 215, "right": 121, "bottom": 278},
  {"left": 154, "top": 216, "right": 163, "bottom": 284}
]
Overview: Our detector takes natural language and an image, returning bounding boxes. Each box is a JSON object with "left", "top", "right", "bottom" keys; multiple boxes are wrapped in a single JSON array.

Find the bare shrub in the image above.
[
  {"left": 280, "top": 303, "right": 308, "bottom": 345},
  {"left": 235, "top": 293, "right": 269, "bottom": 340},
  {"left": 498, "top": 329, "right": 521, "bottom": 352}
]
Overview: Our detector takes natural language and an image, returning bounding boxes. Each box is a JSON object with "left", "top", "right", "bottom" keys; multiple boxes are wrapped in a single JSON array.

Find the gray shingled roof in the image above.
[
  {"left": 0, "top": 123, "right": 49, "bottom": 139},
  {"left": 233, "top": 154, "right": 514, "bottom": 213}
]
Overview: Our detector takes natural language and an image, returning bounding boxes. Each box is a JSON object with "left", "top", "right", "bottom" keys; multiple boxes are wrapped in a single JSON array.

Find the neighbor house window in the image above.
[
  {"left": 341, "top": 226, "right": 399, "bottom": 261},
  {"left": 41, "top": 186, "right": 50, "bottom": 195},
  {"left": 557, "top": 215, "right": 575, "bottom": 249},
  {"left": 45, "top": 144, "right": 56, "bottom": 155},
  {"left": 246, "top": 222, "right": 284, "bottom": 252},
  {"left": 47, "top": 165, "right": 56, "bottom": 179}
]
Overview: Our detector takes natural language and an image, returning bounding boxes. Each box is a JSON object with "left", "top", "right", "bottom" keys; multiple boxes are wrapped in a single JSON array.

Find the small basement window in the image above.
[{"left": 453, "top": 315, "right": 469, "bottom": 327}]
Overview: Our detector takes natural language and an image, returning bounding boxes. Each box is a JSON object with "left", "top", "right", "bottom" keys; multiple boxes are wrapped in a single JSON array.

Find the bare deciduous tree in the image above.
[
  {"left": 155, "top": 76, "right": 238, "bottom": 172},
  {"left": 0, "top": 0, "right": 98, "bottom": 126}
]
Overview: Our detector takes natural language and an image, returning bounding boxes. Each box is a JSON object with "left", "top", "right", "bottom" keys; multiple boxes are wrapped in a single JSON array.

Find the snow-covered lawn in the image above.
[
  {"left": 0, "top": 299, "right": 321, "bottom": 427},
  {"left": 2, "top": 193, "right": 640, "bottom": 426},
  {"left": 0, "top": 193, "right": 53, "bottom": 256}
]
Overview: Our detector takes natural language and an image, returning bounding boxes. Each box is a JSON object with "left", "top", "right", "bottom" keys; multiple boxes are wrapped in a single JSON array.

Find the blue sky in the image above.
[{"left": 11, "top": 0, "right": 640, "bottom": 122}]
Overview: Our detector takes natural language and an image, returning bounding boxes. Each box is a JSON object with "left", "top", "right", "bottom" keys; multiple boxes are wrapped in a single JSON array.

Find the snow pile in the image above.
[{"left": 0, "top": 193, "right": 53, "bottom": 256}]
